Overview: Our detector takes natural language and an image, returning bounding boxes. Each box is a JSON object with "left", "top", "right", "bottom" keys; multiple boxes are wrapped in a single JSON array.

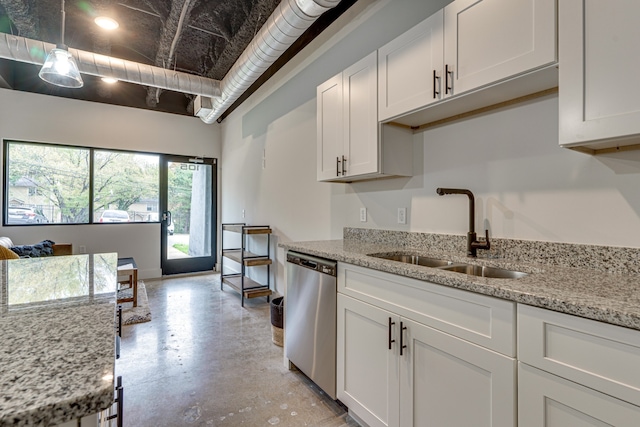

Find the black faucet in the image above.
[{"left": 436, "top": 188, "right": 490, "bottom": 257}]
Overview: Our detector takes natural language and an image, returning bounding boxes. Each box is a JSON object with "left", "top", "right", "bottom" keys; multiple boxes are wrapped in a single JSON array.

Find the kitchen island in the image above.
[{"left": 0, "top": 253, "right": 119, "bottom": 426}]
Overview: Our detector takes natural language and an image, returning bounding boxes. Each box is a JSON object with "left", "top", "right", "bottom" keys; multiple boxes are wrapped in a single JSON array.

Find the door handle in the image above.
[
  {"left": 433, "top": 69, "right": 440, "bottom": 99},
  {"left": 399, "top": 321, "right": 407, "bottom": 356},
  {"left": 445, "top": 64, "right": 453, "bottom": 95},
  {"left": 341, "top": 155, "right": 347, "bottom": 176},
  {"left": 162, "top": 211, "right": 172, "bottom": 226},
  {"left": 388, "top": 317, "right": 396, "bottom": 350},
  {"left": 336, "top": 157, "right": 340, "bottom": 177}
]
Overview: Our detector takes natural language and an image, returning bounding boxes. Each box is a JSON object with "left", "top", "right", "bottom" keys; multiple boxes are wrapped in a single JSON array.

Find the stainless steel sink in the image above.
[
  {"left": 369, "top": 253, "right": 454, "bottom": 268},
  {"left": 440, "top": 264, "right": 528, "bottom": 279},
  {"left": 368, "top": 252, "right": 527, "bottom": 279}
]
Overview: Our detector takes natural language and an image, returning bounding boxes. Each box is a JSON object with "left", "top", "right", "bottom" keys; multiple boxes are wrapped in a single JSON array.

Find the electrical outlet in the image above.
[
  {"left": 360, "top": 207, "right": 367, "bottom": 222},
  {"left": 79, "top": 245, "right": 86, "bottom": 254},
  {"left": 398, "top": 208, "right": 406, "bottom": 224}
]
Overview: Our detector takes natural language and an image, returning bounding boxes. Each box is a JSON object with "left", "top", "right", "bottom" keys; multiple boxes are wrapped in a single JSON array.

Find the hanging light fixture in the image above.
[{"left": 39, "top": 0, "right": 83, "bottom": 88}]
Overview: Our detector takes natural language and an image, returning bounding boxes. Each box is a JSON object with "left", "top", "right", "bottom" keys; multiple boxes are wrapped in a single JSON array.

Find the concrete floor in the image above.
[{"left": 116, "top": 273, "right": 360, "bottom": 426}]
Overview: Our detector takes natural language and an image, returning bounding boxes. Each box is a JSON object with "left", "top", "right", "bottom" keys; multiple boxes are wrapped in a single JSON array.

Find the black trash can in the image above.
[{"left": 270, "top": 297, "right": 284, "bottom": 347}]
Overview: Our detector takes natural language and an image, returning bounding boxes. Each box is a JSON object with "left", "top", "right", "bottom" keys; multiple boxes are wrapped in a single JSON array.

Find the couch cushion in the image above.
[{"left": 10, "top": 240, "right": 55, "bottom": 258}]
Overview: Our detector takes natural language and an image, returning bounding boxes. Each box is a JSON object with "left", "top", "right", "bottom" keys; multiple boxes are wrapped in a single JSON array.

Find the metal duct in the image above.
[
  {"left": 198, "top": 0, "right": 342, "bottom": 124},
  {"left": 0, "top": 33, "right": 221, "bottom": 99}
]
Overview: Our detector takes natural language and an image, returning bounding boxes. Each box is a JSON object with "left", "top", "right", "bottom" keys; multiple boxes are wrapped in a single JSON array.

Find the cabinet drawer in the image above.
[
  {"left": 338, "top": 263, "right": 515, "bottom": 356},
  {"left": 518, "top": 304, "right": 640, "bottom": 406}
]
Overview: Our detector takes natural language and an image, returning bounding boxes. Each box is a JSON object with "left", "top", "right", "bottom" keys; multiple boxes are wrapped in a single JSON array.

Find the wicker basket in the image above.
[{"left": 271, "top": 324, "right": 284, "bottom": 347}]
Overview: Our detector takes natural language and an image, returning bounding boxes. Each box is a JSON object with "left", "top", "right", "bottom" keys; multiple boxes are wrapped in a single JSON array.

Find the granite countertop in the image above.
[
  {"left": 0, "top": 253, "right": 119, "bottom": 426},
  {"left": 279, "top": 239, "right": 640, "bottom": 332}
]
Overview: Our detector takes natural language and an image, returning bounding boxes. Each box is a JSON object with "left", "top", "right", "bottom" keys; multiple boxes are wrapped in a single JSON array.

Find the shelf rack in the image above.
[{"left": 220, "top": 223, "right": 272, "bottom": 306}]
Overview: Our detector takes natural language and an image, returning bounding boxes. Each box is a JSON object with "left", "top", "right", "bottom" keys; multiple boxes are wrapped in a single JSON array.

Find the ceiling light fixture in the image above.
[
  {"left": 38, "top": 0, "right": 83, "bottom": 88},
  {"left": 95, "top": 16, "right": 119, "bottom": 30},
  {"left": 101, "top": 77, "right": 118, "bottom": 84}
]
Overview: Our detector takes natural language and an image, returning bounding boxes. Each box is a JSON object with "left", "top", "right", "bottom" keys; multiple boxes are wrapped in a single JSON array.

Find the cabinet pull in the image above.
[
  {"left": 445, "top": 64, "right": 453, "bottom": 95},
  {"left": 336, "top": 157, "right": 340, "bottom": 177},
  {"left": 388, "top": 317, "right": 396, "bottom": 350},
  {"left": 433, "top": 69, "right": 440, "bottom": 99},
  {"left": 341, "top": 155, "right": 347, "bottom": 176},
  {"left": 399, "top": 321, "right": 408, "bottom": 356}
]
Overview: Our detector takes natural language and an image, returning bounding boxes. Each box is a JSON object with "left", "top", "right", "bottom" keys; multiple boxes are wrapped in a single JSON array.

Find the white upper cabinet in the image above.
[
  {"left": 444, "top": 0, "right": 556, "bottom": 95},
  {"left": 317, "top": 73, "right": 343, "bottom": 181},
  {"left": 317, "top": 52, "right": 413, "bottom": 183},
  {"left": 379, "top": 0, "right": 557, "bottom": 127},
  {"left": 378, "top": 11, "right": 444, "bottom": 122},
  {"left": 343, "top": 52, "right": 380, "bottom": 178},
  {"left": 559, "top": 0, "right": 640, "bottom": 153}
]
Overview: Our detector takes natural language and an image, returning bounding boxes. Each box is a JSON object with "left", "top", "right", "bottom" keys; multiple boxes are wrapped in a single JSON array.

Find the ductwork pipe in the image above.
[
  {"left": 0, "top": 33, "right": 221, "bottom": 99},
  {"left": 198, "top": 0, "right": 342, "bottom": 124}
]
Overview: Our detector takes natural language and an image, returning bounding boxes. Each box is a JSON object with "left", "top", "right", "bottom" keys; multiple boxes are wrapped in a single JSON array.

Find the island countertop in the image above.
[
  {"left": 279, "top": 239, "right": 640, "bottom": 332},
  {"left": 0, "top": 253, "right": 118, "bottom": 426}
]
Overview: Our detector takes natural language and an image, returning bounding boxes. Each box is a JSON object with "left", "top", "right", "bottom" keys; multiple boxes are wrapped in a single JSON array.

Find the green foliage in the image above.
[
  {"left": 172, "top": 243, "right": 189, "bottom": 254},
  {"left": 7, "top": 142, "right": 159, "bottom": 223}
]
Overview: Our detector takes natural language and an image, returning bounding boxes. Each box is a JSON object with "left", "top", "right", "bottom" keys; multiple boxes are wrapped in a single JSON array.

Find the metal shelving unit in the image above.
[{"left": 220, "top": 223, "right": 272, "bottom": 306}]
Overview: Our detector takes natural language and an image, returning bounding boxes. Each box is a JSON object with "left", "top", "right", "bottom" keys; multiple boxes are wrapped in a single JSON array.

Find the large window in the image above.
[{"left": 4, "top": 141, "right": 160, "bottom": 225}]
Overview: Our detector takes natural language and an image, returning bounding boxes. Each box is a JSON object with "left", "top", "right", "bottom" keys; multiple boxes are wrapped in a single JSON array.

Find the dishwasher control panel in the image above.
[{"left": 286, "top": 251, "right": 336, "bottom": 276}]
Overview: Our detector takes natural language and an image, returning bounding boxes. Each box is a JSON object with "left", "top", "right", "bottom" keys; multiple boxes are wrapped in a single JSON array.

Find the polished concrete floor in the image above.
[{"left": 116, "top": 273, "right": 360, "bottom": 427}]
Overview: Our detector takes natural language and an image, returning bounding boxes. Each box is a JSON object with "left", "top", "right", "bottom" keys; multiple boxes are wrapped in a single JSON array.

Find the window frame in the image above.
[{"left": 3, "top": 139, "right": 163, "bottom": 227}]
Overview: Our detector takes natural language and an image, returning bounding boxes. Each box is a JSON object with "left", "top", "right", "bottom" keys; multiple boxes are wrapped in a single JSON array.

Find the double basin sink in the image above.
[{"left": 369, "top": 253, "right": 528, "bottom": 279}]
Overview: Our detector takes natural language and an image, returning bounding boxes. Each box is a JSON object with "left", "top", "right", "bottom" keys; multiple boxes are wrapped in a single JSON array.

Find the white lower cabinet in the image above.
[
  {"left": 517, "top": 304, "right": 640, "bottom": 426},
  {"left": 518, "top": 363, "right": 640, "bottom": 427},
  {"left": 337, "top": 292, "right": 516, "bottom": 427},
  {"left": 337, "top": 294, "right": 398, "bottom": 427}
]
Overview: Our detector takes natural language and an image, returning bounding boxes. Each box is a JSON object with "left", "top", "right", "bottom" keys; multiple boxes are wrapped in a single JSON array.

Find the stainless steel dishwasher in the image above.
[{"left": 285, "top": 251, "right": 337, "bottom": 399}]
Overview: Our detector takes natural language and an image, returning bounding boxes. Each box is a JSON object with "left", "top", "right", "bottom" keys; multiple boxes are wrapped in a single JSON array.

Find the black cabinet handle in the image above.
[
  {"left": 445, "top": 64, "right": 453, "bottom": 95},
  {"left": 433, "top": 69, "right": 440, "bottom": 99},
  {"left": 388, "top": 317, "right": 396, "bottom": 350},
  {"left": 341, "top": 155, "right": 347, "bottom": 176},
  {"left": 336, "top": 157, "right": 340, "bottom": 177},
  {"left": 399, "top": 321, "right": 407, "bottom": 356}
]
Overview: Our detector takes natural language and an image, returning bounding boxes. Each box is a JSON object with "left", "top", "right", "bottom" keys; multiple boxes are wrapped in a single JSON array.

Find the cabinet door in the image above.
[
  {"left": 343, "top": 51, "right": 379, "bottom": 178},
  {"left": 400, "top": 318, "right": 516, "bottom": 427},
  {"left": 378, "top": 11, "right": 444, "bottom": 122},
  {"left": 317, "top": 72, "right": 343, "bottom": 181},
  {"left": 337, "top": 294, "right": 399, "bottom": 427},
  {"left": 444, "top": 0, "right": 556, "bottom": 96},
  {"left": 559, "top": 0, "right": 640, "bottom": 148},
  {"left": 519, "top": 363, "right": 640, "bottom": 427}
]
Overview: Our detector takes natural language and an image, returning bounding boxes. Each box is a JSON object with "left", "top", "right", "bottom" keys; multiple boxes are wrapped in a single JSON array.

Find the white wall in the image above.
[
  {"left": 0, "top": 88, "right": 221, "bottom": 278},
  {"left": 220, "top": 0, "right": 640, "bottom": 295}
]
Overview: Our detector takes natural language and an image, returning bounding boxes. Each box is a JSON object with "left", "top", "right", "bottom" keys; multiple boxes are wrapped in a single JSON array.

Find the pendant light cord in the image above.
[{"left": 60, "top": 0, "right": 66, "bottom": 46}]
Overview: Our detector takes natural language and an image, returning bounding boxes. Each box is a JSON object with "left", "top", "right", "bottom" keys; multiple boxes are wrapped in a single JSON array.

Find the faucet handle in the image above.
[{"left": 482, "top": 229, "right": 491, "bottom": 250}]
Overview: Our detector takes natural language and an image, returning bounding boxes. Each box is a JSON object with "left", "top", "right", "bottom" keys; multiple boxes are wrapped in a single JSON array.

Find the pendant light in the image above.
[{"left": 39, "top": 0, "right": 83, "bottom": 88}]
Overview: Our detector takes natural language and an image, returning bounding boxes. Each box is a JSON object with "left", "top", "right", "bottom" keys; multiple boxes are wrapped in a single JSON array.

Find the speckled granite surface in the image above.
[
  {"left": 0, "top": 253, "right": 118, "bottom": 426},
  {"left": 279, "top": 230, "right": 640, "bottom": 332}
]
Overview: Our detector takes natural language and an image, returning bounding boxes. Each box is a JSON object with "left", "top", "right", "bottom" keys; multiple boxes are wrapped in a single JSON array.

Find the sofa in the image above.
[{"left": 0, "top": 237, "right": 72, "bottom": 259}]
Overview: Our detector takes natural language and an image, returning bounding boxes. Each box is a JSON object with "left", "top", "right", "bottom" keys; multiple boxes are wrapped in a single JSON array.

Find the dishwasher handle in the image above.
[{"left": 301, "top": 259, "right": 318, "bottom": 269}]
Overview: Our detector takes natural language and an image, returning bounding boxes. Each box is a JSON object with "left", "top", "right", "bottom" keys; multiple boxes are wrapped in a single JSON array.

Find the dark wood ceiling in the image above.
[{"left": 0, "top": 0, "right": 355, "bottom": 118}]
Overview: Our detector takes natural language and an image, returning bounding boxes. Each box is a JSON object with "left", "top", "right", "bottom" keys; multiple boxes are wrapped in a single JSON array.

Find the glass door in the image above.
[{"left": 160, "top": 155, "right": 217, "bottom": 275}]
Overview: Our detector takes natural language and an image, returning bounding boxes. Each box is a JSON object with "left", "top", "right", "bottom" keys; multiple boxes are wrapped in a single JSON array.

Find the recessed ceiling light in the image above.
[
  {"left": 101, "top": 77, "right": 118, "bottom": 84},
  {"left": 95, "top": 16, "right": 119, "bottom": 30}
]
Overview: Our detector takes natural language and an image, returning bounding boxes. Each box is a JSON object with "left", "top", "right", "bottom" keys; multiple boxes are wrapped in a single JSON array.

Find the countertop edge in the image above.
[{"left": 279, "top": 240, "right": 640, "bottom": 332}]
